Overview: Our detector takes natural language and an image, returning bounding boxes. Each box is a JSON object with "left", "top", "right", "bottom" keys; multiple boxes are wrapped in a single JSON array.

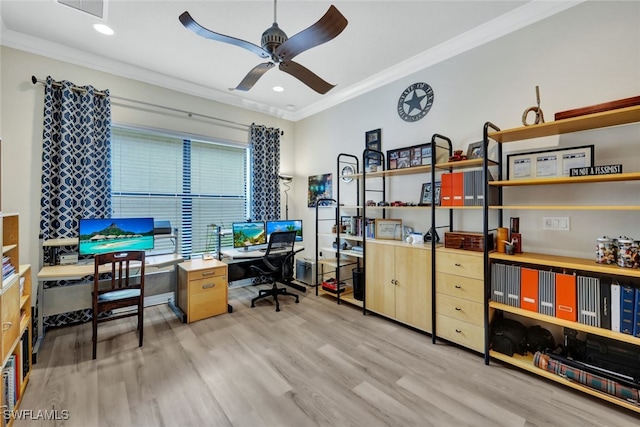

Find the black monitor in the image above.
[
  {"left": 232, "top": 221, "right": 266, "bottom": 250},
  {"left": 266, "top": 219, "right": 303, "bottom": 243},
  {"left": 78, "top": 217, "right": 155, "bottom": 256}
]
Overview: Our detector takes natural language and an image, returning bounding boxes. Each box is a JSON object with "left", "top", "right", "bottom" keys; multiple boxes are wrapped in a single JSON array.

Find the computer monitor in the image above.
[
  {"left": 266, "top": 219, "right": 303, "bottom": 242},
  {"left": 78, "top": 217, "right": 155, "bottom": 256},
  {"left": 232, "top": 221, "right": 266, "bottom": 250}
]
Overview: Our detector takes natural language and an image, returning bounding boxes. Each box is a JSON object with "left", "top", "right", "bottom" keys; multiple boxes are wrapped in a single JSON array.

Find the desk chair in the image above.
[
  {"left": 92, "top": 251, "right": 145, "bottom": 359},
  {"left": 250, "top": 231, "right": 302, "bottom": 312}
]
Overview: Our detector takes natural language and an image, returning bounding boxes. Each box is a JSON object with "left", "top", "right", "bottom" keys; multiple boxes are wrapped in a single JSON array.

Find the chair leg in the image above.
[
  {"left": 138, "top": 303, "right": 144, "bottom": 348},
  {"left": 92, "top": 310, "right": 98, "bottom": 360}
]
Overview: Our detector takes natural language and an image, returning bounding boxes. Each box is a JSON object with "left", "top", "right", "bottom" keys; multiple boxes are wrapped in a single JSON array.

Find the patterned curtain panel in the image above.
[
  {"left": 39, "top": 76, "right": 111, "bottom": 328},
  {"left": 250, "top": 124, "right": 281, "bottom": 221}
]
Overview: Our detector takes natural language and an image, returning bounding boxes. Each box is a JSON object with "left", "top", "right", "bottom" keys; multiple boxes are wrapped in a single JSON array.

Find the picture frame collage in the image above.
[{"left": 387, "top": 143, "right": 432, "bottom": 171}]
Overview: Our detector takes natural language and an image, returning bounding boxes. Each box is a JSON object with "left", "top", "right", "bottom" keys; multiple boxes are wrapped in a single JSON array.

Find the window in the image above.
[{"left": 111, "top": 126, "right": 248, "bottom": 257}]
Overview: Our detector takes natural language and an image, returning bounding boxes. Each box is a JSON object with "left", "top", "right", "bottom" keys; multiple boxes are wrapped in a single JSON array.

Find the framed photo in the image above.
[
  {"left": 387, "top": 143, "right": 432, "bottom": 170},
  {"left": 374, "top": 219, "right": 403, "bottom": 240},
  {"left": 308, "top": 173, "right": 333, "bottom": 207},
  {"left": 466, "top": 141, "right": 483, "bottom": 159},
  {"left": 365, "top": 128, "right": 382, "bottom": 171},
  {"left": 506, "top": 145, "right": 594, "bottom": 180},
  {"left": 419, "top": 181, "right": 441, "bottom": 206}
]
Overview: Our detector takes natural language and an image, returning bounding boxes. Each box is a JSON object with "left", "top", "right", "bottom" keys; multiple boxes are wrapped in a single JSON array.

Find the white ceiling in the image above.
[{"left": 0, "top": 1, "right": 582, "bottom": 121}]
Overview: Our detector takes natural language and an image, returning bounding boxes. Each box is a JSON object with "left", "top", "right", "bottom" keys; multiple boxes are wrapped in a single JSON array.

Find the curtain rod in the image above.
[{"left": 31, "top": 75, "right": 252, "bottom": 130}]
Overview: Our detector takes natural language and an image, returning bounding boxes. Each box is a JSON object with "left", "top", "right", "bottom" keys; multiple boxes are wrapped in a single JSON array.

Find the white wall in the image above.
[
  {"left": 2, "top": 1, "right": 640, "bottom": 291},
  {"left": 0, "top": 46, "right": 296, "bottom": 294},
  {"left": 292, "top": 1, "right": 640, "bottom": 261}
]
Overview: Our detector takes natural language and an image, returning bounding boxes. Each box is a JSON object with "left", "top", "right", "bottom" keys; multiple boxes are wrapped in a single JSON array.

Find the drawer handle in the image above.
[
  {"left": 3, "top": 322, "right": 12, "bottom": 331},
  {"left": 391, "top": 279, "right": 398, "bottom": 286},
  {"left": 201, "top": 271, "right": 215, "bottom": 277},
  {"left": 455, "top": 285, "right": 462, "bottom": 289},
  {"left": 455, "top": 307, "right": 461, "bottom": 311},
  {"left": 455, "top": 329, "right": 462, "bottom": 333},
  {"left": 202, "top": 283, "right": 216, "bottom": 290},
  {"left": 454, "top": 263, "right": 461, "bottom": 267}
]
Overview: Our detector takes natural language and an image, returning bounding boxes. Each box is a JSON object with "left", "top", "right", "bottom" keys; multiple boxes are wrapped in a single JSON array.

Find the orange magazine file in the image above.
[
  {"left": 556, "top": 273, "right": 577, "bottom": 321},
  {"left": 440, "top": 173, "right": 452, "bottom": 206},
  {"left": 451, "top": 172, "right": 464, "bottom": 206},
  {"left": 520, "top": 268, "right": 539, "bottom": 312}
]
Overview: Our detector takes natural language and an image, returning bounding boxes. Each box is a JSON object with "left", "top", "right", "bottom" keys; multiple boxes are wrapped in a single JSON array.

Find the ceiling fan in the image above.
[{"left": 179, "top": 1, "right": 348, "bottom": 94}]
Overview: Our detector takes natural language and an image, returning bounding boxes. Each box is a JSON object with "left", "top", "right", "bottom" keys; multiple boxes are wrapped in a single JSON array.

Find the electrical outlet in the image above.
[{"left": 543, "top": 216, "right": 570, "bottom": 231}]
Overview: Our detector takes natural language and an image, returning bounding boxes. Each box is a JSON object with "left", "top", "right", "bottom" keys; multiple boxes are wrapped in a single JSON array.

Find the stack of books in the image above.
[{"left": 2, "top": 257, "right": 15, "bottom": 282}]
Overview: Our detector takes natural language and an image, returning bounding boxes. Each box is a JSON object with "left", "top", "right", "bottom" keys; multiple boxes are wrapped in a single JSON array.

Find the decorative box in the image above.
[{"left": 444, "top": 231, "right": 494, "bottom": 252}]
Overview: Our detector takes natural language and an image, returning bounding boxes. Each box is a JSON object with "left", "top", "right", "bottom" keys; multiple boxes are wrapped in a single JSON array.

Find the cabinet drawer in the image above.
[
  {"left": 436, "top": 251, "right": 483, "bottom": 279},
  {"left": 436, "top": 314, "right": 484, "bottom": 353},
  {"left": 189, "top": 275, "right": 227, "bottom": 322},
  {"left": 2, "top": 279, "right": 21, "bottom": 361},
  {"left": 435, "top": 272, "right": 484, "bottom": 302},
  {"left": 436, "top": 293, "right": 484, "bottom": 326},
  {"left": 188, "top": 267, "right": 225, "bottom": 281}
]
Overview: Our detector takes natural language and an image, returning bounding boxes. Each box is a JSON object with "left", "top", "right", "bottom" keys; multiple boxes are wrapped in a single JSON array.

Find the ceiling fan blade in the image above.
[
  {"left": 179, "top": 11, "right": 270, "bottom": 59},
  {"left": 279, "top": 61, "right": 335, "bottom": 94},
  {"left": 230, "top": 63, "right": 275, "bottom": 91},
  {"left": 275, "top": 5, "right": 348, "bottom": 61}
]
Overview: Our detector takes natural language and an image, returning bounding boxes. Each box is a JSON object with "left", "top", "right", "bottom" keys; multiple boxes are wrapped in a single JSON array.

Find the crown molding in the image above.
[{"left": 2, "top": 1, "right": 583, "bottom": 122}]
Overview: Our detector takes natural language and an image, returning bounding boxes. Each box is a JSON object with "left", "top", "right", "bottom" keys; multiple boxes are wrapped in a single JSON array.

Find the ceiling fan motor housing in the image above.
[{"left": 262, "top": 23, "right": 288, "bottom": 59}]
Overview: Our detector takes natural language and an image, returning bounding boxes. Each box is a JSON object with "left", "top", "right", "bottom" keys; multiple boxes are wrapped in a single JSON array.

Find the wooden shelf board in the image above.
[
  {"left": 42, "top": 237, "right": 78, "bottom": 247},
  {"left": 338, "top": 205, "right": 362, "bottom": 209},
  {"left": 489, "top": 205, "right": 640, "bottom": 211},
  {"left": 490, "top": 302, "right": 640, "bottom": 345},
  {"left": 18, "top": 264, "right": 30, "bottom": 276},
  {"left": 436, "top": 205, "right": 483, "bottom": 210},
  {"left": 488, "top": 105, "right": 640, "bottom": 143},
  {"left": 489, "top": 351, "right": 640, "bottom": 413},
  {"left": 365, "top": 205, "right": 430, "bottom": 210},
  {"left": 317, "top": 258, "right": 359, "bottom": 268},
  {"left": 434, "top": 158, "right": 498, "bottom": 170},
  {"left": 318, "top": 288, "right": 363, "bottom": 308},
  {"left": 3, "top": 243, "right": 17, "bottom": 254},
  {"left": 20, "top": 295, "right": 29, "bottom": 310},
  {"left": 2, "top": 273, "right": 19, "bottom": 291},
  {"left": 491, "top": 172, "right": 640, "bottom": 186},
  {"left": 20, "top": 314, "right": 31, "bottom": 333},
  {"left": 490, "top": 251, "right": 640, "bottom": 278}
]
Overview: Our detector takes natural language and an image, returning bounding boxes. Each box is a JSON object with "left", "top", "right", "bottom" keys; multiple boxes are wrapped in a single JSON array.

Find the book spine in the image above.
[
  {"left": 621, "top": 285, "right": 636, "bottom": 335},
  {"left": 611, "top": 282, "right": 621, "bottom": 332}
]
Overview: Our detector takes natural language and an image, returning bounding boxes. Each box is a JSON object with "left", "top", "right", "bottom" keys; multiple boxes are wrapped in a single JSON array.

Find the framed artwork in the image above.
[
  {"left": 466, "top": 141, "right": 483, "bottom": 159},
  {"left": 387, "top": 143, "right": 432, "bottom": 170},
  {"left": 365, "top": 128, "right": 382, "bottom": 171},
  {"left": 374, "top": 219, "right": 403, "bottom": 240},
  {"left": 419, "top": 181, "right": 441, "bottom": 206},
  {"left": 308, "top": 173, "right": 333, "bottom": 207},
  {"left": 506, "top": 145, "right": 594, "bottom": 180}
]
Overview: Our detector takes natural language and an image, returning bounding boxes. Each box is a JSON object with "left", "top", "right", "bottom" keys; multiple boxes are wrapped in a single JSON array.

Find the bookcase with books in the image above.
[
  {"left": 1, "top": 142, "right": 33, "bottom": 426},
  {"left": 484, "top": 105, "right": 640, "bottom": 413}
]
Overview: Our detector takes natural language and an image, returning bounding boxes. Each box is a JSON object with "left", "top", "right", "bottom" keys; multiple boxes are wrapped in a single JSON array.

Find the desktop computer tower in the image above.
[{"left": 295, "top": 258, "right": 316, "bottom": 286}]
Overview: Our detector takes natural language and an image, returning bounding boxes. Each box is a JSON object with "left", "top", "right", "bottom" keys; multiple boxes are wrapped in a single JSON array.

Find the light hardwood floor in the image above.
[{"left": 17, "top": 285, "right": 639, "bottom": 427}]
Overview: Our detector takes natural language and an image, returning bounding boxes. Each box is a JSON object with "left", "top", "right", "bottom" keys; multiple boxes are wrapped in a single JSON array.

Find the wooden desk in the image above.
[{"left": 35, "top": 253, "right": 184, "bottom": 356}]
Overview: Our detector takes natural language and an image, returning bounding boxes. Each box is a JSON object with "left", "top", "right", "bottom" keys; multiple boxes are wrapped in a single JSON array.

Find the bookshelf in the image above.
[
  {"left": 2, "top": 213, "right": 32, "bottom": 426},
  {"left": 483, "top": 107, "right": 640, "bottom": 413}
]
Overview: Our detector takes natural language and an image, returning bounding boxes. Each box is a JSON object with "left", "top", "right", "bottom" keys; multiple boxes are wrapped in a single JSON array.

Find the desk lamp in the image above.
[{"left": 279, "top": 174, "right": 293, "bottom": 220}]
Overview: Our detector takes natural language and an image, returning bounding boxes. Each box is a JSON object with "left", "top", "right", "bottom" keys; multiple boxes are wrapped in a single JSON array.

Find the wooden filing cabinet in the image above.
[
  {"left": 435, "top": 248, "right": 488, "bottom": 352},
  {"left": 178, "top": 259, "right": 228, "bottom": 323}
]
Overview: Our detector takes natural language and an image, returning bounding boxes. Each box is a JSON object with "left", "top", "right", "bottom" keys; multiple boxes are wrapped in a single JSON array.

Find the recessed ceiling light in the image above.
[
  {"left": 273, "top": 86, "right": 284, "bottom": 92},
  {"left": 93, "top": 24, "right": 114, "bottom": 35}
]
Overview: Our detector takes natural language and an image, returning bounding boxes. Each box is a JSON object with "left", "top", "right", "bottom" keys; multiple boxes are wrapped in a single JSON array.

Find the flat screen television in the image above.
[
  {"left": 266, "top": 219, "right": 303, "bottom": 242},
  {"left": 78, "top": 217, "right": 155, "bottom": 256},
  {"left": 232, "top": 221, "right": 266, "bottom": 250}
]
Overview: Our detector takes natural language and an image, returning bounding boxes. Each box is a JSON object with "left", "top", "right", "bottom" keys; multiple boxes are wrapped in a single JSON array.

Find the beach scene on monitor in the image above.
[
  {"left": 79, "top": 218, "right": 155, "bottom": 255},
  {"left": 233, "top": 222, "right": 266, "bottom": 248}
]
